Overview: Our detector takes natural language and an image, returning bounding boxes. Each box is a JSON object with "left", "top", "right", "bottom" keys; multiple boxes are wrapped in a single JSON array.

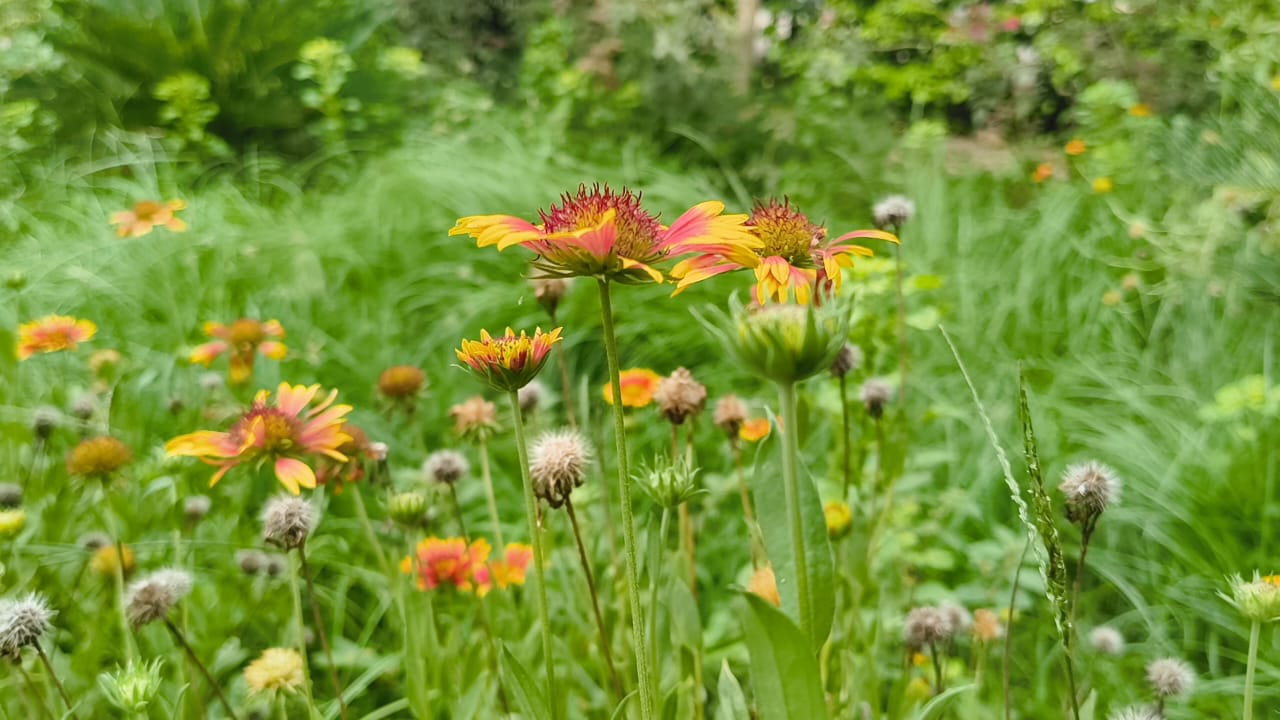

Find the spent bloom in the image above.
[
  {"left": 0, "top": 593, "right": 54, "bottom": 658},
  {"left": 517, "top": 381, "right": 546, "bottom": 414},
  {"left": 450, "top": 396, "right": 500, "bottom": 441},
  {"left": 110, "top": 199, "right": 187, "bottom": 237},
  {"left": 66, "top": 436, "right": 133, "bottom": 478},
  {"left": 1145, "top": 657, "right": 1194, "bottom": 698},
  {"left": 165, "top": 382, "right": 352, "bottom": 494},
  {"left": 1108, "top": 707, "right": 1160, "bottom": 720},
  {"left": 1089, "top": 625, "right": 1126, "bottom": 655},
  {"left": 531, "top": 276, "right": 570, "bottom": 316},
  {"left": 671, "top": 198, "right": 896, "bottom": 304},
  {"left": 872, "top": 195, "right": 916, "bottom": 230},
  {"left": 183, "top": 495, "right": 212, "bottom": 523},
  {"left": 450, "top": 183, "right": 754, "bottom": 284},
  {"left": 125, "top": 569, "right": 193, "bottom": 628},
  {"left": 860, "top": 379, "right": 893, "bottom": 419},
  {"left": 713, "top": 394, "right": 747, "bottom": 438},
  {"left": 1224, "top": 573, "right": 1280, "bottom": 623},
  {"left": 0, "top": 482, "right": 23, "bottom": 508},
  {"left": 904, "top": 606, "right": 953, "bottom": 649},
  {"left": 424, "top": 450, "right": 470, "bottom": 485},
  {"left": 830, "top": 343, "right": 862, "bottom": 378},
  {"left": 244, "top": 647, "right": 306, "bottom": 694},
  {"left": 475, "top": 542, "right": 535, "bottom": 597},
  {"left": 403, "top": 537, "right": 491, "bottom": 592},
  {"left": 1058, "top": 460, "right": 1120, "bottom": 524},
  {"left": 456, "top": 327, "right": 562, "bottom": 392},
  {"left": 189, "top": 319, "right": 286, "bottom": 385},
  {"left": 261, "top": 496, "right": 316, "bottom": 550},
  {"left": 16, "top": 315, "right": 96, "bottom": 360},
  {"left": 654, "top": 367, "right": 707, "bottom": 425},
  {"left": 32, "top": 405, "right": 60, "bottom": 439},
  {"left": 972, "top": 609, "right": 1004, "bottom": 642},
  {"left": 603, "top": 368, "right": 662, "bottom": 408},
  {"left": 377, "top": 365, "right": 426, "bottom": 400},
  {"left": 529, "top": 429, "right": 591, "bottom": 509}
]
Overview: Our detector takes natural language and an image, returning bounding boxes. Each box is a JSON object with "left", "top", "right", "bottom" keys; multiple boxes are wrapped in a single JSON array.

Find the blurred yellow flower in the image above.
[
  {"left": 110, "top": 200, "right": 187, "bottom": 238},
  {"left": 1128, "top": 103, "right": 1152, "bottom": 117},
  {"left": 1271, "top": 75, "right": 1280, "bottom": 92},
  {"left": 739, "top": 417, "right": 771, "bottom": 442},
  {"left": 1064, "top": 138, "right": 1087, "bottom": 156},
  {"left": 1092, "top": 177, "right": 1114, "bottom": 194},
  {"left": 0, "top": 509, "right": 26, "bottom": 537},
  {"left": 16, "top": 315, "right": 96, "bottom": 360},
  {"left": 1102, "top": 290, "right": 1123, "bottom": 306},
  {"left": 91, "top": 544, "right": 135, "bottom": 577},
  {"left": 244, "top": 648, "right": 305, "bottom": 694},
  {"left": 189, "top": 318, "right": 286, "bottom": 385},
  {"left": 602, "top": 368, "right": 662, "bottom": 408},
  {"left": 824, "top": 501, "right": 852, "bottom": 539},
  {"left": 1031, "top": 163, "right": 1054, "bottom": 183},
  {"left": 66, "top": 436, "right": 133, "bottom": 478}
]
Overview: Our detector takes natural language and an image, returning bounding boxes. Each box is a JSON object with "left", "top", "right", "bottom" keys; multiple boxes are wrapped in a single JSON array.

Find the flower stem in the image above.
[
  {"left": 565, "top": 498, "right": 624, "bottom": 701},
  {"left": 33, "top": 646, "right": 77, "bottom": 720},
  {"left": 893, "top": 240, "right": 908, "bottom": 409},
  {"left": 478, "top": 437, "right": 506, "bottom": 548},
  {"left": 647, "top": 507, "right": 670, "bottom": 710},
  {"left": 929, "top": 641, "right": 944, "bottom": 695},
  {"left": 298, "top": 544, "right": 349, "bottom": 720},
  {"left": 101, "top": 502, "right": 137, "bottom": 663},
  {"left": 508, "top": 391, "right": 558, "bottom": 719},
  {"left": 777, "top": 381, "right": 813, "bottom": 644},
  {"left": 288, "top": 553, "right": 320, "bottom": 719},
  {"left": 163, "top": 619, "right": 239, "bottom": 720},
  {"left": 1245, "top": 618, "right": 1260, "bottom": 720},
  {"left": 350, "top": 486, "right": 390, "bottom": 577},
  {"left": 15, "top": 660, "right": 55, "bottom": 720},
  {"left": 731, "top": 440, "right": 762, "bottom": 569},
  {"left": 839, "top": 375, "right": 852, "bottom": 500},
  {"left": 597, "top": 277, "right": 655, "bottom": 719},
  {"left": 1069, "top": 516, "right": 1096, "bottom": 634}
]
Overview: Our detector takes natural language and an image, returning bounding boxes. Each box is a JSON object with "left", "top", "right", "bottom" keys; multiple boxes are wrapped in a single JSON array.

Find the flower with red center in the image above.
[
  {"left": 164, "top": 382, "right": 353, "bottom": 495},
  {"left": 402, "top": 537, "right": 491, "bottom": 592},
  {"left": 315, "top": 423, "right": 376, "bottom": 493},
  {"left": 670, "top": 198, "right": 897, "bottom": 304},
  {"left": 602, "top": 368, "right": 662, "bottom": 408},
  {"left": 456, "top": 327, "right": 563, "bottom": 392},
  {"left": 190, "top": 319, "right": 287, "bottom": 385},
  {"left": 16, "top": 315, "right": 96, "bottom": 360},
  {"left": 475, "top": 542, "right": 534, "bottom": 597},
  {"left": 110, "top": 200, "right": 188, "bottom": 238},
  {"left": 449, "top": 183, "right": 757, "bottom": 284}
]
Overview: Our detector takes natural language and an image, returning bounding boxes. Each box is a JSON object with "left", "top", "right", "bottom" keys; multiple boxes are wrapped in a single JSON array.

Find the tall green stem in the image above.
[
  {"left": 101, "top": 501, "right": 137, "bottom": 663},
  {"left": 597, "top": 277, "right": 656, "bottom": 718},
  {"left": 288, "top": 555, "right": 320, "bottom": 719},
  {"left": 777, "top": 381, "right": 813, "bottom": 643},
  {"left": 647, "top": 507, "right": 670, "bottom": 710},
  {"left": 508, "top": 391, "right": 557, "bottom": 719},
  {"left": 350, "top": 486, "right": 390, "bottom": 576},
  {"left": 1244, "top": 619, "right": 1260, "bottom": 720},
  {"left": 478, "top": 438, "right": 506, "bottom": 548}
]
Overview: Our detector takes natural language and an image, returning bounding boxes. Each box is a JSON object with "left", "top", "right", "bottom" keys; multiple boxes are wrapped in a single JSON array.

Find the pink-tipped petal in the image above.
[
  {"left": 189, "top": 341, "right": 228, "bottom": 366},
  {"left": 274, "top": 457, "right": 316, "bottom": 495}
]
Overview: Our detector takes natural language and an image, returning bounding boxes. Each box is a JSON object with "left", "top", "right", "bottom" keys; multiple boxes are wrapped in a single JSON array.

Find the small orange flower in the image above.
[
  {"left": 66, "top": 436, "right": 133, "bottom": 478},
  {"left": 476, "top": 542, "right": 534, "bottom": 597},
  {"left": 164, "top": 382, "right": 352, "bottom": 494},
  {"left": 1064, "top": 138, "right": 1087, "bottom": 156},
  {"left": 1092, "top": 177, "right": 1114, "bottom": 194},
  {"left": 456, "top": 327, "right": 563, "bottom": 392},
  {"left": 377, "top": 365, "right": 426, "bottom": 399},
  {"left": 739, "top": 417, "right": 771, "bottom": 442},
  {"left": 1128, "top": 103, "right": 1152, "bottom": 118},
  {"left": 16, "top": 315, "right": 96, "bottom": 360},
  {"left": 602, "top": 368, "right": 662, "bottom": 408},
  {"left": 404, "top": 537, "right": 491, "bottom": 592},
  {"left": 1031, "top": 163, "right": 1054, "bottom": 183},
  {"left": 110, "top": 200, "right": 187, "bottom": 238},
  {"left": 190, "top": 319, "right": 286, "bottom": 385}
]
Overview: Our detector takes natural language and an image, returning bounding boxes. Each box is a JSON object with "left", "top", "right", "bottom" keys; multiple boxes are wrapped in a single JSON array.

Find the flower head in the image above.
[
  {"left": 1031, "top": 163, "right": 1055, "bottom": 183},
  {"left": 0, "top": 509, "right": 25, "bottom": 537},
  {"left": 476, "top": 543, "right": 534, "bottom": 597},
  {"left": 451, "top": 183, "right": 754, "bottom": 284},
  {"left": 830, "top": 343, "right": 861, "bottom": 378},
  {"left": 904, "top": 606, "right": 953, "bottom": 649},
  {"left": 1224, "top": 573, "right": 1280, "bottom": 623},
  {"left": 424, "top": 450, "right": 469, "bottom": 485},
  {"left": 721, "top": 300, "right": 847, "bottom": 384},
  {"left": 972, "top": 609, "right": 1004, "bottom": 642},
  {"left": 183, "top": 495, "right": 212, "bottom": 523},
  {"left": 125, "top": 569, "right": 193, "bottom": 628},
  {"left": 91, "top": 544, "right": 135, "bottom": 577},
  {"left": 860, "top": 379, "right": 893, "bottom": 420},
  {"left": 739, "top": 417, "right": 771, "bottom": 442},
  {"left": 670, "top": 198, "right": 896, "bottom": 304},
  {"left": 456, "top": 327, "right": 562, "bottom": 392},
  {"left": 261, "top": 496, "right": 316, "bottom": 550},
  {"left": 1145, "top": 657, "right": 1194, "bottom": 698},
  {"left": 244, "top": 648, "right": 306, "bottom": 694},
  {"left": 99, "top": 659, "right": 165, "bottom": 714},
  {"left": 405, "top": 537, "right": 491, "bottom": 592},
  {"left": 17, "top": 315, "right": 96, "bottom": 360},
  {"left": 824, "top": 501, "right": 852, "bottom": 539},
  {"left": 530, "top": 429, "right": 591, "bottom": 509},
  {"left": 450, "top": 396, "right": 500, "bottom": 442},
  {"left": 1089, "top": 625, "right": 1125, "bottom": 655},
  {"left": 1128, "top": 103, "right": 1152, "bottom": 117},
  {"left": 603, "top": 368, "right": 662, "bottom": 408},
  {"left": 1064, "top": 138, "right": 1087, "bottom": 156},
  {"left": 713, "top": 395, "right": 747, "bottom": 438},
  {"left": 654, "top": 367, "right": 707, "bottom": 425},
  {"left": 1092, "top": 177, "right": 1114, "bottom": 194},
  {"left": 67, "top": 436, "right": 133, "bottom": 478},
  {"left": 238, "top": 550, "right": 268, "bottom": 576},
  {"left": 0, "top": 593, "right": 54, "bottom": 658},
  {"left": 872, "top": 195, "right": 915, "bottom": 230},
  {"left": 518, "top": 381, "right": 546, "bottom": 414},
  {"left": 1058, "top": 461, "right": 1120, "bottom": 524},
  {"left": 387, "top": 492, "right": 427, "bottom": 527},
  {"left": 110, "top": 200, "right": 187, "bottom": 237},
  {"left": 165, "top": 382, "right": 353, "bottom": 495},
  {"left": 32, "top": 406, "right": 60, "bottom": 440},
  {"left": 378, "top": 365, "right": 426, "bottom": 400},
  {"left": 189, "top": 319, "right": 286, "bottom": 385},
  {"left": 747, "top": 565, "right": 780, "bottom": 607},
  {"left": 531, "top": 276, "right": 570, "bottom": 316}
]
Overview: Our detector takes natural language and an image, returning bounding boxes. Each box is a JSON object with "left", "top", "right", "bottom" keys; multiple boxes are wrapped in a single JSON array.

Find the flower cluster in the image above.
[
  {"left": 16, "top": 315, "right": 96, "bottom": 360},
  {"left": 402, "top": 537, "right": 533, "bottom": 596}
]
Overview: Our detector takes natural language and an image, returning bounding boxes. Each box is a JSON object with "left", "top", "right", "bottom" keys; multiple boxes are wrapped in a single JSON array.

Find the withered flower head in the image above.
[
  {"left": 713, "top": 395, "right": 747, "bottom": 438},
  {"left": 261, "top": 496, "right": 315, "bottom": 550},
  {"left": 450, "top": 396, "right": 500, "bottom": 442},
  {"left": 530, "top": 430, "right": 591, "bottom": 509},
  {"left": 653, "top": 367, "right": 707, "bottom": 426}
]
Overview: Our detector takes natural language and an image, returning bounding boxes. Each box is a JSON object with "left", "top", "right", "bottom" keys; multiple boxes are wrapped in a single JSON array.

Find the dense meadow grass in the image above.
[{"left": 1, "top": 116, "right": 1277, "bottom": 718}]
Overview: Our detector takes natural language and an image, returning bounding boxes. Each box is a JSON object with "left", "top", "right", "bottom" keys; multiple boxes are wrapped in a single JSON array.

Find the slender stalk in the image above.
[
  {"left": 448, "top": 485, "right": 469, "bottom": 539},
  {"left": 873, "top": 417, "right": 885, "bottom": 492},
  {"left": 893, "top": 239, "right": 907, "bottom": 409},
  {"left": 839, "top": 375, "right": 852, "bottom": 500},
  {"left": 928, "top": 641, "right": 944, "bottom": 695},
  {"left": 1004, "top": 541, "right": 1030, "bottom": 720},
  {"left": 1069, "top": 517, "right": 1096, "bottom": 633},
  {"left": 597, "top": 277, "right": 655, "bottom": 718},
  {"left": 32, "top": 647, "right": 77, "bottom": 719},
  {"left": 477, "top": 438, "right": 506, "bottom": 548},
  {"left": 673, "top": 425, "right": 696, "bottom": 598},
  {"left": 565, "top": 498, "right": 624, "bottom": 701},
  {"left": 1244, "top": 619, "right": 1260, "bottom": 720},
  {"left": 288, "top": 554, "right": 320, "bottom": 719},
  {"left": 276, "top": 694, "right": 288, "bottom": 720},
  {"left": 508, "top": 391, "right": 558, "bottom": 719},
  {"left": 298, "top": 545, "right": 349, "bottom": 720},
  {"left": 22, "top": 437, "right": 44, "bottom": 490},
  {"left": 777, "top": 381, "right": 813, "bottom": 643},
  {"left": 1064, "top": 654, "right": 1081, "bottom": 720},
  {"left": 731, "top": 440, "right": 761, "bottom": 569},
  {"left": 15, "top": 661, "right": 55, "bottom": 720},
  {"left": 350, "top": 486, "right": 390, "bottom": 576},
  {"left": 163, "top": 619, "right": 240, "bottom": 720},
  {"left": 101, "top": 503, "right": 138, "bottom": 663},
  {"left": 647, "top": 507, "right": 671, "bottom": 710}
]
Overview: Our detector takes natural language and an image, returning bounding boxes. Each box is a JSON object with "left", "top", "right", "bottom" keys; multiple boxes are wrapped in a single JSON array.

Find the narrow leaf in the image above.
[
  {"left": 499, "top": 644, "right": 551, "bottom": 720},
  {"left": 739, "top": 594, "right": 828, "bottom": 720},
  {"left": 714, "top": 661, "right": 750, "bottom": 720}
]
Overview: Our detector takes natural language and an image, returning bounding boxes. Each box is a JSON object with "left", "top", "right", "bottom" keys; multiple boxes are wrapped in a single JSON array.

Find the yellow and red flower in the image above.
[
  {"left": 602, "top": 368, "right": 662, "bottom": 408},
  {"left": 476, "top": 542, "right": 534, "bottom": 597},
  {"left": 16, "top": 315, "right": 96, "bottom": 360},
  {"left": 164, "top": 382, "right": 352, "bottom": 495},
  {"left": 739, "top": 417, "right": 771, "bottom": 442},
  {"left": 456, "top": 327, "right": 562, "bottom": 392},
  {"left": 449, "top": 183, "right": 756, "bottom": 284},
  {"left": 189, "top": 319, "right": 287, "bottom": 385},
  {"left": 403, "top": 536, "right": 491, "bottom": 592},
  {"left": 315, "top": 423, "right": 376, "bottom": 493},
  {"left": 110, "top": 200, "right": 187, "bottom": 238},
  {"left": 670, "top": 198, "right": 897, "bottom": 304},
  {"left": 1064, "top": 138, "right": 1087, "bottom": 156}
]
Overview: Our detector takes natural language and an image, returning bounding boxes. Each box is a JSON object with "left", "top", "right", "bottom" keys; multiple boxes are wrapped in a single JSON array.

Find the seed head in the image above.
[
  {"left": 183, "top": 495, "right": 212, "bottom": 523},
  {"left": 369, "top": 441, "right": 389, "bottom": 462},
  {"left": 1089, "top": 625, "right": 1125, "bottom": 655},
  {"left": 654, "top": 367, "right": 707, "bottom": 426},
  {"left": 713, "top": 395, "right": 747, "bottom": 438},
  {"left": 747, "top": 566, "right": 780, "bottom": 607},
  {"left": 450, "top": 396, "right": 499, "bottom": 442},
  {"left": 125, "top": 569, "right": 193, "bottom": 628},
  {"left": 0, "top": 593, "right": 54, "bottom": 658},
  {"left": 531, "top": 276, "right": 570, "bottom": 316},
  {"left": 872, "top": 195, "right": 915, "bottom": 230},
  {"left": 1145, "top": 657, "right": 1194, "bottom": 698},
  {"left": 32, "top": 406, "right": 60, "bottom": 439},
  {"left": 530, "top": 430, "right": 591, "bottom": 509},
  {"left": 1058, "top": 461, "right": 1120, "bottom": 524},
  {"left": 940, "top": 602, "right": 972, "bottom": 636},
  {"left": 0, "top": 483, "right": 22, "bottom": 508},
  {"left": 423, "top": 450, "right": 469, "bottom": 485},
  {"left": 70, "top": 394, "right": 96, "bottom": 421},
  {"left": 904, "top": 606, "right": 953, "bottom": 649},
  {"left": 66, "top": 436, "right": 133, "bottom": 478},
  {"left": 830, "top": 343, "right": 862, "bottom": 378},
  {"left": 238, "top": 550, "right": 268, "bottom": 575},
  {"left": 378, "top": 365, "right": 426, "bottom": 400},
  {"left": 261, "top": 496, "right": 315, "bottom": 550},
  {"left": 860, "top": 379, "right": 893, "bottom": 419},
  {"left": 517, "top": 381, "right": 545, "bottom": 414},
  {"left": 388, "top": 492, "right": 428, "bottom": 527}
]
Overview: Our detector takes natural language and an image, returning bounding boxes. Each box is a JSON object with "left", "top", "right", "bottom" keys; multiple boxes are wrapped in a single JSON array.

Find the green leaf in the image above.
[
  {"left": 738, "top": 594, "right": 828, "bottom": 720},
  {"left": 750, "top": 432, "right": 835, "bottom": 651},
  {"left": 912, "top": 684, "right": 975, "bottom": 719},
  {"left": 668, "top": 578, "right": 703, "bottom": 651},
  {"left": 499, "top": 644, "right": 551, "bottom": 720},
  {"left": 609, "top": 691, "right": 639, "bottom": 720},
  {"left": 714, "top": 661, "right": 749, "bottom": 720}
]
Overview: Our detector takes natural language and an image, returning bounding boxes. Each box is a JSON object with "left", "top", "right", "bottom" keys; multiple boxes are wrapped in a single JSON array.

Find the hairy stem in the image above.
[
  {"left": 478, "top": 437, "right": 505, "bottom": 548},
  {"left": 778, "top": 381, "right": 813, "bottom": 643},
  {"left": 566, "top": 498, "right": 624, "bottom": 701},
  {"left": 647, "top": 507, "right": 671, "bottom": 710}
]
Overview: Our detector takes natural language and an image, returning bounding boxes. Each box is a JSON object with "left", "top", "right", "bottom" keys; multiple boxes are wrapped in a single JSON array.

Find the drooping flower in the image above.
[
  {"left": 110, "top": 200, "right": 187, "bottom": 238},
  {"left": 164, "top": 382, "right": 353, "bottom": 495},
  {"left": 244, "top": 647, "right": 306, "bottom": 695},
  {"left": 739, "top": 417, "right": 771, "bottom": 442},
  {"left": 476, "top": 542, "right": 534, "bottom": 597},
  {"left": 602, "top": 368, "right": 661, "bottom": 408},
  {"left": 66, "top": 436, "right": 134, "bottom": 479},
  {"left": 450, "top": 183, "right": 755, "bottom": 284},
  {"left": 377, "top": 365, "right": 426, "bottom": 400},
  {"left": 403, "top": 537, "right": 491, "bottom": 592},
  {"left": 1064, "top": 138, "right": 1087, "bottom": 156},
  {"left": 16, "top": 315, "right": 96, "bottom": 360},
  {"left": 189, "top": 319, "right": 286, "bottom": 385},
  {"left": 456, "top": 327, "right": 563, "bottom": 392},
  {"left": 670, "top": 198, "right": 897, "bottom": 304}
]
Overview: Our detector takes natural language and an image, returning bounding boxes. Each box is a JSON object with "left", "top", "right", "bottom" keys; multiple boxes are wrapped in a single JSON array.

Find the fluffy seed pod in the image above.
[
  {"left": 183, "top": 495, "right": 212, "bottom": 523},
  {"left": 830, "top": 343, "right": 862, "bottom": 378},
  {"left": 1058, "top": 461, "right": 1120, "bottom": 525},
  {"left": 1089, "top": 625, "right": 1125, "bottom": 655},
  {"left": 872, "top": 195, "right": 915, "bottom": 230},
  {"left": 713, "top": 395, "right": 747, "bottom": 438},
  {"left": 1107, "top": 707, "right": 1160, "bottom": 720},
  {"left": 529, "top": 430, "right": 591, "bottom": 509},
  {"left": 198, "top": 372, "right": 225, "bottom": 393},
  {"left": 423, "top": 450, "right": 469, "bottom": 485},
  {"left": 0, "top": 593, "right": 54, "bottom": 658},
  {"left": 940, "top": 602, "right": 972, "bottom": 636},
  {"left": 860, "top": 379, "right": 893, "bottom": 419},
  {"left": 0, "top": 483, "right": 22, "bottom": 509},
  {"left": 1145, "top": 657, "right": 1194, "bottom": 698},
  {"left": 31, "top": 406, "right": 60, "bottom": 440},
  {"left": 654, "top": 368, "right": 707, "bottom": 426},
  {"left": 903, "top": 606, "right": 953, "bottom": 650},
  {"left": 126, "top": 569, "right": 193, "bottom": 628},
  {"left": 70, "top": 395, "right": 96, "bottom": 422},
  {"left": 238, "top": 550, "right": 268, "bottom": 576},
  {"left": 261, "top": 496, "right": 315, "bottom": 550}
]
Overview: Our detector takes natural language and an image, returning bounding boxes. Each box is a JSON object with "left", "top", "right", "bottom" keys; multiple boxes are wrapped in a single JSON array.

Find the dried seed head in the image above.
[
  {"left": 125, "top": 569, "right": 193, "bottom": 628},
  {"left": 66, "top": 436, "right": 133, "bottom": 478},
  {"left": 1088, "top": 625, "right": 1125, "bottom": 655},
  {"left": 238, "top": 550, "right": 268, "bottom": 576},
  {"left": 387, "top": 492, "right": 428, "bottom": 527},
  {"left": 1058, "top": 461, "right": 1120, "bottom": 524},
  {"left": 1145, "top": 657, "right": 1194, "bottom": 698},
  {"left": 423, "top": 450, "right": 469, "bottom": 485},
  {"left": 183, "top": 495, "right": 212, "bottom": 523},
  {"left": 32, "top": 406, "right": 60, "bottom": 439},
  {"left": 872, "top": 195, "right": 915, "bottom": 230},
  {"left": 904, "top": 606, "right": 953, "bottom": 649},
  {"left": 261, "top": 496, "right": 315, "bottom": 550},
  {"left": 860, "top": 379, "right": 893, "bottom": 420},
  {"left": 654, "top": 367, "right": 707, "bottom": 426},
  {"left": 199, "top": 372, "right": 225, "bottom": 392},
  {"left": 713, "top": 395, "right": 748, "bottom": 438},
  {"left": 369, "top": 441, "right": 389, "bottom": 462},
  {"left": 0, "top": 593, "right": 54, "bottom": 658},
  {"left": 517, "top": 381, "right": 545, "bottom": 414},
  {"left": 972, "top": 609, "right": 1004, "bottom": 642},
  {"left": 0, "top": 483, "right": 22, "bottom": 509},
  {"left": 830, "top": 343, "right": 862, "bottom": 378},
  {"left": 529, "top": 430, "right": 591, "bottom": 509},
  {"left": 747, "top": 566, "right": 780, "bottom": 607},
  {"left": 70, "top": 394, "right": 96, "bottom": 421},
  {"left": 450, "top": 396, "right": 499, "bottom": 442},
  {"left": 940, "top": 602, "right": 972, "bottom": 636},
  {"left": 531, "top": 276, "right": 570, "bottom": 316}
]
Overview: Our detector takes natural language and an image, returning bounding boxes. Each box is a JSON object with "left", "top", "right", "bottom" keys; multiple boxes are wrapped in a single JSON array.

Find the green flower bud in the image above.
[
  {"left": 98, "top": 659, "right": 164, "bottom": 714},
  {"left": 388, "top": 491, "right": 428, "bottom": 527},
  {"left": 706, "top": 298, "right": 847, "bottom": 385},
  {"left": 636, "top": 455, "right": 704, "bottom": 511},
  {"left": 1222, "top": 573, "right": 1280, "bottom": 623}
]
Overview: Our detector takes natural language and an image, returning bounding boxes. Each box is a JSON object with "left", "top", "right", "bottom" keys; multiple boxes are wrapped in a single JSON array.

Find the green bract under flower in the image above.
[
  {"left": 706, "top": 297, "right": 847, "bottom": 385},
  {"left": 1222, "top": 573, "right": 1280, "bottom": 623},
  {"left": 98, "top": 659, "right": 165, "bottom": 714}
]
